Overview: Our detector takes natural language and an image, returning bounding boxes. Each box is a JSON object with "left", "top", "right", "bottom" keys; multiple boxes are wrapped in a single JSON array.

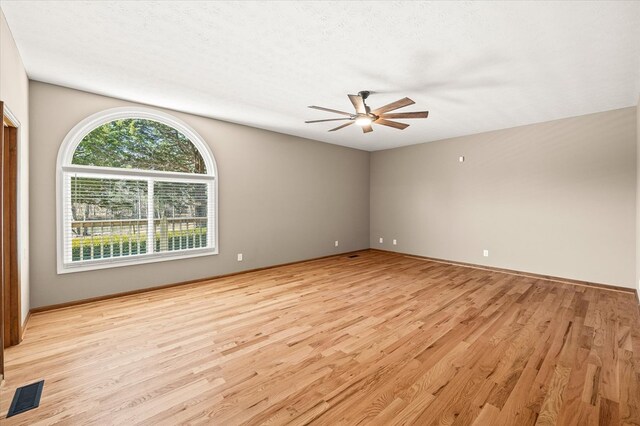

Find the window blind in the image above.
[
  {"left": 63, "top": 173, "right": 211, "bottom": 268},
  {"left": 153, "top": 181, "right": 208, "bottom": 253}
]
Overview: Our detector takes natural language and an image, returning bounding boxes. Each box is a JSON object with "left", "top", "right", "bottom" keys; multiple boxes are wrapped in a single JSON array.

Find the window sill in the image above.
[{"left": 57, "top": 247, "right": 218, "bottom": 274}]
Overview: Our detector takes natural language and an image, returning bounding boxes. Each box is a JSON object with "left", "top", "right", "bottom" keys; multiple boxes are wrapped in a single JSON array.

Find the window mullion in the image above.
[{"left": 147, "top": 178, "right": 154, "bottom": 254}]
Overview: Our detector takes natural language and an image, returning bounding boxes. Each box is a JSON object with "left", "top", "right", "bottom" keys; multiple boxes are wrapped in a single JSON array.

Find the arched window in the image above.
[{"left": 57, "top": 107, "right": 217, "bottom": 273}]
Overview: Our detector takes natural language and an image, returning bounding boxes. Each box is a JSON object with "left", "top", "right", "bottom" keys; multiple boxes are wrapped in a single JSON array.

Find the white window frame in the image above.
[{"left": 56, "top": 107, "right": 218, "bottom": 274}]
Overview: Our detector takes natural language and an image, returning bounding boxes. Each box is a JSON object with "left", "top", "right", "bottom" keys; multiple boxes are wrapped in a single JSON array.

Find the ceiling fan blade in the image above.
[
  {"left": 329, "top": 121, "right": 355, "bottom": 132},
  {"left": 375, "top": 118, "right": 409, "bottom": 130},
  {"left": 372, "top": 97, "right": 415, "bottom": 115},
  {"left": 362, "top": 124, "right": 373, "bottom": 133},
  {"left": 381, "top": 111, "right": 429, "bottom": 119},
  {"left": 348, "top": 94, "right": 366, "bottom": 114},
  {"left": 305, "top": 118, "right": 352, "bottom": 123},
  {"left": 308, "top": 106, "right": 353, "bottom": 116}
]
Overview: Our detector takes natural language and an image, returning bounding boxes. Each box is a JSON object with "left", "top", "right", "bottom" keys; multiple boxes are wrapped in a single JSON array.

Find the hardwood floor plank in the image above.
[{"left": 0, "top": 250, "right": 638, "bottom": 425}]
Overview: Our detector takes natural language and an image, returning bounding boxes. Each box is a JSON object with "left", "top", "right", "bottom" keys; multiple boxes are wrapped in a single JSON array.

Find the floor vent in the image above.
[
  {"left": 348, "top": 254, "right": 359, "bottom": 258},
  {"left": 6, "top": 380, "right": 44, "bottom": 418}
]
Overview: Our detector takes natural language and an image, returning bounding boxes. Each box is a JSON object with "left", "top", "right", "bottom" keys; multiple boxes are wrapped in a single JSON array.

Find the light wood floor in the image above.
[{"left": 1, "top": 250, "right": 639, "bottom": 425}]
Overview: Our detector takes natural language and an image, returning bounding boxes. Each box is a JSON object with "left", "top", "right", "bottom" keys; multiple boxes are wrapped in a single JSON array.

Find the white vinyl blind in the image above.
[
  {"left": 64, "top": 175, "right": 149, "bottom": 264},
  {"left": 62, "top": 171, "right": 213, "bottom": 269},
  {"left": 153, "top": 181, "right": 209, "bottom": 253}
]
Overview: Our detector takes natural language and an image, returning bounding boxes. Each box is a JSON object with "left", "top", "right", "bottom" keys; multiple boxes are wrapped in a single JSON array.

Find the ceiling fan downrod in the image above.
[
  {"left": 358, "top": 90, "right": 370, "bottom": 100},
  {"left": 358, "top": 91, "right": 372, "bottom": 114}
]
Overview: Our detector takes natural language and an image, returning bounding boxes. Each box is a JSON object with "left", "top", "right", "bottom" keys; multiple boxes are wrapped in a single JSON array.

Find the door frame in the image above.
[{"left": 2, "top": 102, "right": 21, "bottom": 352}]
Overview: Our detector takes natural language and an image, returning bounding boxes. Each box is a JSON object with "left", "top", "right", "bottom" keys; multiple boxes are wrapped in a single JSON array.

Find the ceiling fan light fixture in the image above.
[{"left": 355, "top": 116, "right": 373, "bottom": 126}]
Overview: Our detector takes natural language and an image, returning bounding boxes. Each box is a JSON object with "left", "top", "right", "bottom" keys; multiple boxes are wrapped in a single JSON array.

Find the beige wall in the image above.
[
  {"left": 29, "top": 82, "right": 370, "bottom": 308},
  {"left": 22, "top": 83, "right": 640, "bottom": 304},
  {"left": 371, "top": 108, "right": 637, "bottom": 288},
  {"left": 0, "top": 9, "right": 29, "bottom": 324}
]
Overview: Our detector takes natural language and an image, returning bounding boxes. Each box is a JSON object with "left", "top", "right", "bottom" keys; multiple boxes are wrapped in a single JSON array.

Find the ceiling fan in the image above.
[{"left": 305, "top": 91, "right": 429, "bottom": 133}]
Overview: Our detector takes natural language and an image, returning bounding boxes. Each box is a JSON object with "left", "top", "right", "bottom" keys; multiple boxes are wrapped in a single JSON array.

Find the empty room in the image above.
[{"left": 0, "top": 1, "right": 639, "bottom": 425}]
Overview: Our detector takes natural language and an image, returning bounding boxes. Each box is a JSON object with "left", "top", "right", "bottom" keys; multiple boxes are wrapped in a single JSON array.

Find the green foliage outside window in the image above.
[{"left": 73, "top": 119, "right": 206, "bottom": 173}]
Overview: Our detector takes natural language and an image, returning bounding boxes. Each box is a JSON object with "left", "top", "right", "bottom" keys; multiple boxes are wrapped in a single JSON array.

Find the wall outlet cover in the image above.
[{"left": 237, "top": 253, "right": 243, "bottom": 261}]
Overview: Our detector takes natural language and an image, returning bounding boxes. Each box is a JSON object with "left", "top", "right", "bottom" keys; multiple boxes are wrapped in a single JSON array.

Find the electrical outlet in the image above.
[
  {"left": 334, "top": 240, "right": 339, "bottom": 247},
  {"left": 483, "top": 249, "right": 489, "bottom": 257},
  {"left": 237, "top": 253, "right": 243, "bottom": 261},
  {"left": 459, "top": 156, "right": 465, "bottom": 162},
  {"left": 393, "top": 239, "right": 397, "bottom": 245},
  {"left": 379, "top": 237, "right": 383, "bottom": 244}
]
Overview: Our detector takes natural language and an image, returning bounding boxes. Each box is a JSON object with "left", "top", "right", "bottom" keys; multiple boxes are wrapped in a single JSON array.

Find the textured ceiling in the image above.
[{"left": 2, "top": 1, "right": 640, "bottom": 151}]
